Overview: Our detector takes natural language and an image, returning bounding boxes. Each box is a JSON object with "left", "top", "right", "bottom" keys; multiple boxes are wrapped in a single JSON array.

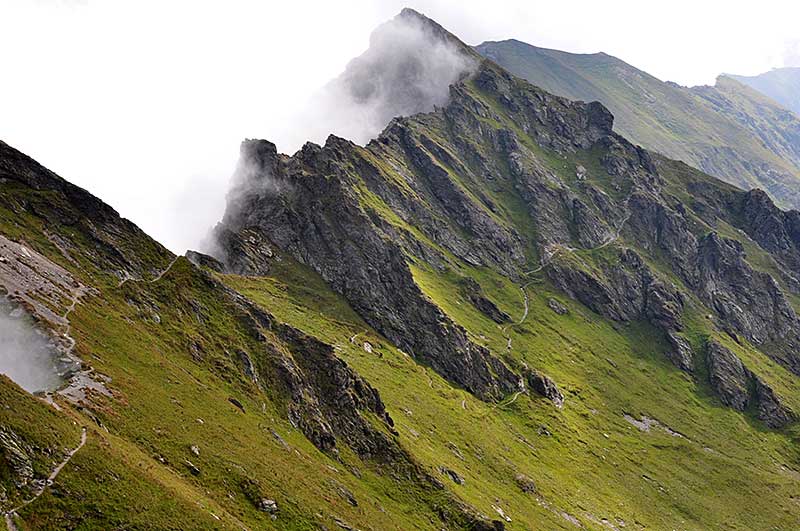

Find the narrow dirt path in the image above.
[
  {"left": 502, "top": 280, "right": 536, "bottom": 352},
  {"left": 4, "top": 427, "right": 88, "bottom": 530},
  {"left": 523, "top": 195, "right": 632, "bottom": 275},
  {"left": 596, "top": 205, "right": 632, "bottom": 250},
  {"left": 60, "top": 286, "right": 88, "bottom": 358},
  {"left": 117, "top": 256, "right": 180, "bottom": 288},
  {"left": 481, "top": 391, "right": 523, "bottom": 418}
]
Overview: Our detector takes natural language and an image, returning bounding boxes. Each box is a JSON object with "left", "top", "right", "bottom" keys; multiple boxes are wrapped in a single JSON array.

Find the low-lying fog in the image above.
[{"left": 0, "top": 297, "right": 64, "bottom": 394}]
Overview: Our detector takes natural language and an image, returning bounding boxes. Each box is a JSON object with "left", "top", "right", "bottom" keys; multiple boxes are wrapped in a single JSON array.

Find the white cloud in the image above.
[
  {"left": 0, "top": 298, "right": 62, "bottom": 393},
  {"left": 285, "top": 10, "right": 475, "bottom": 149}
]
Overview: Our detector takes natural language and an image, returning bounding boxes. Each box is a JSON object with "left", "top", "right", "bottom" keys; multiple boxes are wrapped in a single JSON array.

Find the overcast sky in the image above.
[{"left": 2, "top": 0, "right": 799, "bottom": 252}]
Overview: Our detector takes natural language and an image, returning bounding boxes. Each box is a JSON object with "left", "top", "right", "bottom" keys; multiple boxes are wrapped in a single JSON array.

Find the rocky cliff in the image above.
[
  {"left": 3, "top": 8, "right": 800, "bottom": 531},
  {"left": 214, "top": 10, "right": 800, "bottom": 427}
]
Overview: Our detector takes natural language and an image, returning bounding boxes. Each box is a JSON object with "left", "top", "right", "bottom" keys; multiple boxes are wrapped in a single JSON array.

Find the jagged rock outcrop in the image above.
[
  {"left": 622, "top": 177, "right": 800, "bottom": 376},
  {"left": 695, "top": 233, "right": 800, "bottom": 350},
  {"left": 752, "top": 378, "right": 794, "bottom": 429},
  {"left": 276, "top": 322, "right": 399, "bottom": 459},
  {"left": 212, "top": 21, "right": 665, "bottom": 405},
  {"left": 524, "top": 370, "right": 564, "bottom": 407},
  {"left": 210, "top": 9, "right": 800, "bottom": 436},
  {"left": 547, "top": 248, "right": 692, "bottom": 370},
  {"left": 207, "top": 273, "right": 398, "bottom": 459},
  {"left": 477, "top": 40, "right": 800, "bottom": 211},
  {"left": 185, "top": 250, "right": 225, "bottom": 273},
  {"left": 705, "top": 339, "right": 794, "bottom": 427},
  {"left": 212, "top": 227, "right": 275, "bottom": 275},
  {"left": 733, "top": 188, "right": 800, "bottom": 277},
  {"left": 706, "top": 340, "right": 751, "bottom": 411},
  {"left": 214, "top": 138, "right": 522, "bottom": 402},
  {"left": 461, "top": 277, "right": 510, "bottom": 323}
]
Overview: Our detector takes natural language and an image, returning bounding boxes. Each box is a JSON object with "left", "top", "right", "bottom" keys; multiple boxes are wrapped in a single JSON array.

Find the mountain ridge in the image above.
[
  {"left": 476, "top": 39, "right": 800, "bottom": 210},
  {"left": 3, "top": 8, "right": 800, "bottom": 530},
  {"left": 730, "top": 67, "right": 800, "bottom": 115}
]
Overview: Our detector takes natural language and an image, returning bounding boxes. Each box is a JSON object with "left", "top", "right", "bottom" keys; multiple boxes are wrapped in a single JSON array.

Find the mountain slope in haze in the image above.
[
  {"left": 731, "top": 67, "right": 800, "bottom": 115},
  {"left": 693, "top": 74, "right": 800, "bottom": 173},
  {"left": 475, "top": 39, "right": 800, "bottom": 209},
  {"left": 4, "top": 8, "right": 800, "bottom": 531}
]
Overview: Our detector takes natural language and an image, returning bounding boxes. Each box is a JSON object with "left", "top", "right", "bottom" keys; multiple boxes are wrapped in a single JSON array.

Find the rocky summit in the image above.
[{"left": 3, "top": 8, "right": 800, "bottom": 531}]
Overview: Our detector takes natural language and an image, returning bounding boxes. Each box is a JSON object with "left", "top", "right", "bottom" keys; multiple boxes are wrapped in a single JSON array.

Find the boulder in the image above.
[
  {"left": 525, "top": 370, "right": 564, "bottom": 408},
  {"left": 514, "top": 473, "right": 536, "bottom": 493},
  {"left": 546, "top": 298, "right": 568, "bottom": 315}
]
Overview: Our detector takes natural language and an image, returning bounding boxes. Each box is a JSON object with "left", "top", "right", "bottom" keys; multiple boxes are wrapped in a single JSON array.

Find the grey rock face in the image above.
[
  {"left": 185, "top": 250, "right": 225, "bottom": 273},
  {"left": 690, "top": 232, "right": 800, "bottom": 378},
  {"left": 525, "top": 370, "right": 564, "bottom": 408},
  {"left": 215, "top": 136, "right": 522, "bottom": 402},
  {"left": 705, "top": 339, "right": 794, "bottom": 427},
  {"left": 212, "top": 226, "right": 275, "bottom": 276},
  {"left": 706, "top": 340, "right": 750, "bottom": 411},
  {"left": 547, "top": 247, "right": 692, "bottom": 371},
  {"left": 733, "top": 189, "right": 800, "bottom": 284},
  {"left": 461, "top": 278, "right": 510, "bottom": 323},
  {"left": 665, "top": 333, "right": 694, "bottom": 372},
  {"left": 624, "top": 178, "right": 800, "bottom": 377},
  {"left": 753, "top": 378, "right": 794, "bottom": 429}
]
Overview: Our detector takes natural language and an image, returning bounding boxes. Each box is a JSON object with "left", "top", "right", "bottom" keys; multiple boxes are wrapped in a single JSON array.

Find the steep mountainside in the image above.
[
  {"left": 0, "top": 139, "right": 501, "bottom": 530},
  {"left": 3, "top": 8, "right": 800, "bottom": 531},
  {"left": 731, "top": 67, "right": 800, "bottom": 115},
  {"left": 475, "top": 39, "right": 800, "bottom": 209}
]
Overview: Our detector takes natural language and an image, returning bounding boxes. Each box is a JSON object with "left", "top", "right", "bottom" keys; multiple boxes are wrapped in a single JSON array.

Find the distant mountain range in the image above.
[
  {"left": 731, "top": 67, "right": 800, "bottom": 115},
  {"left": 476, "top": 40, "right": 800, "bottom": 209}
]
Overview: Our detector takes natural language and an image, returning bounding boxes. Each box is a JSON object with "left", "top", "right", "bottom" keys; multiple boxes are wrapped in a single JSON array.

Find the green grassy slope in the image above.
[
  {"left": 3, "top": 13, "right": 800, "bottom": 530},
  {"left": 0, "top": 156, "right": 489, "bottom": 530},
  {"left": 224, "top": 243, "right": 800, "bottom": 531}
]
